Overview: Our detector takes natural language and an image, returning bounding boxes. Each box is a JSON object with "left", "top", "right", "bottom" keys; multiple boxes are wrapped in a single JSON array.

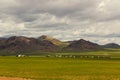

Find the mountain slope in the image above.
[
  {"left": 38, "top": 35, "right": 65, "bottom": 46},
  {"left": 0, "top": 38, "right": 6, "bottom": 45}
]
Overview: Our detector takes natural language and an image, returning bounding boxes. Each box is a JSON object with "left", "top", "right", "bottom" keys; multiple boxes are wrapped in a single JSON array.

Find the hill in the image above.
[
  {"left": 64, "top": 39, "right": 102, "bottom": 51},
  {"left": 102, "top": 43, "right": 120, "bottom": 48}
]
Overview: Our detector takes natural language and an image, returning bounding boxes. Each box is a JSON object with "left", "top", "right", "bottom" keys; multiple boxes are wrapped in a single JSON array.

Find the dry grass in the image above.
[{"left": 0, "top": 77, "right": 32, "bottom": 80}]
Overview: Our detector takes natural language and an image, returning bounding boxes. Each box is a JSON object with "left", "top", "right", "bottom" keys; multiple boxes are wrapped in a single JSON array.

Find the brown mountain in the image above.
[
  {"left": 0, "top": 36, "right": 58, "bottom": 53},
  {"left": 64, "top": 39, "right": 102, "bottom": 51}
]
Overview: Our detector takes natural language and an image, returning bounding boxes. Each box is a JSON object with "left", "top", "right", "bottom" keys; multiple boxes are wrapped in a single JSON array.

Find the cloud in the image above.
[{"left": 0, "top": 0, "right": 120, "bottom": 44}]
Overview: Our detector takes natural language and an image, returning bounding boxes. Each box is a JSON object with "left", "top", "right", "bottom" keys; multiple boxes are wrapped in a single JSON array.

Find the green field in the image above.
[
  {"left": 0, "top": 56, "right": 120, "bottom": 80},
  {"left": 0, "top": 49, "right": 120, "bottom": 80}
]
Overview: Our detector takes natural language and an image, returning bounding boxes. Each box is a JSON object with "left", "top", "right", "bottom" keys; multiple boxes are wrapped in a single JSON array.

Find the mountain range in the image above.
[{"left": 0, "top": 35, "right": 119, "bottom": 55}]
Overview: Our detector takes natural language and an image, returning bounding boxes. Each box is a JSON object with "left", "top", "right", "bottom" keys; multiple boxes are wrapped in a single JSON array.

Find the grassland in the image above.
[
  {"left": 0, "top": 48, "right": 120, "bottom": 80},
  {"left": 0, "top": 56, "right": 120, "bottom": 80}
]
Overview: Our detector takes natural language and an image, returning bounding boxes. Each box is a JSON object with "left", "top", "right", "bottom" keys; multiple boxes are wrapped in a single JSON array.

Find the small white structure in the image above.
[{"left": 16, "top": 54, "right": 25, "bottom": 57}]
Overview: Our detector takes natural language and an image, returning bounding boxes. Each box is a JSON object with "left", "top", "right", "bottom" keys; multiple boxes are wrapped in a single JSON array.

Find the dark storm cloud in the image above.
[{"left": 1, "top": 0, "right": 101, "bottom": 21}]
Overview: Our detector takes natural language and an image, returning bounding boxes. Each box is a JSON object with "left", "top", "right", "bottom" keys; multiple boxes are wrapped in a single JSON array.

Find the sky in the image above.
[{"left": 0, "top": 0, "right": 120, "bottom": 45}]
